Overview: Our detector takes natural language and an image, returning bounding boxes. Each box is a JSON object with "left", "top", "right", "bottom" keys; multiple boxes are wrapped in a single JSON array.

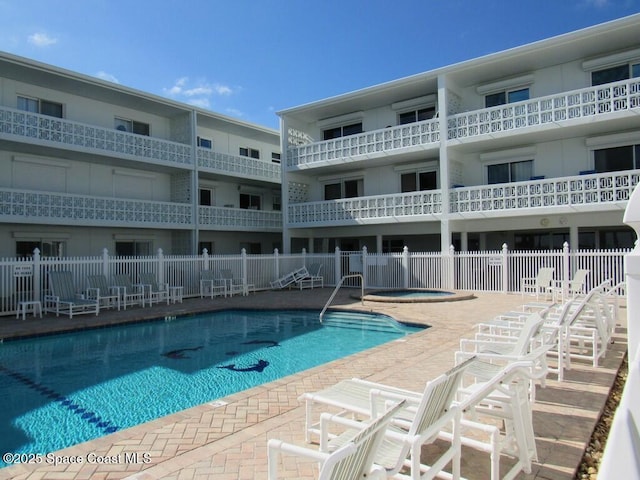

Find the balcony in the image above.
[
  {"left": 287, "top": 190, "right": 443, "bottom": 227},
  {"left": 448, "top": 78, "right": 640, "bottom": 141},
  {"left": 0, "top": 106, "right": 192, "bottom": 166},
  {"left": 450, "top": 170, "right": 640, "bottom": 217},
  {"left": 0, "top": 188, "right": 193, "bottom": 227},
  {"left": 286, "top": 118, "right": 440, "bottom": 169},
  {"left": 199, "top": 206, "right": 282, "bottom": 231},
  {"left": 197, "top": 148, "right": 281, "bottom": 184}
]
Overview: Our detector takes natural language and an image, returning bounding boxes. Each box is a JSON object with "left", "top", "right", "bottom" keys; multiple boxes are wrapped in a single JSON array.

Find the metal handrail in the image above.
[{"left": 319, "top": 274, "right": 364, "bottom": 323}]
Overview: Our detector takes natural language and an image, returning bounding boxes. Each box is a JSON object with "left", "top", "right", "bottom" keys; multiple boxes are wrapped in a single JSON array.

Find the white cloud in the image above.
[
  {"left": 27, "top": 32, "right": 58, "bottom": 47},
  {"left": 162, "top": 77, "right": 237, "bottom": 110},
  {"left": 225, "top": 108, "right": 244, "bottom": 118},
  {"left": 96, "top": 71, "right": 119, "bottom": 84}
]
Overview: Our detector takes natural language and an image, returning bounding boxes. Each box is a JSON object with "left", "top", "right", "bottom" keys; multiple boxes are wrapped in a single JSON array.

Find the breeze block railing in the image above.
[
  {"left": 0, "top": 106, "right": 193, "bottom": 166},
  {"left": 0, "top": 244, "right": 628, "bottom": 317},
  {"left": 286, "top": 117, "right": 440, "bottom": 168},
  {"left": 448, "top": 77, "right": 640, "bottom": 140},
  {"left": 197, "top": 147, "right": 281, "bottom": 183}
]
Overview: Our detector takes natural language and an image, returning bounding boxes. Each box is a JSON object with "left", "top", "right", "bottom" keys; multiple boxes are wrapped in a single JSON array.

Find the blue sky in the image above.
[{"left": 1, "top": 0, "right": 639, "bottom": 130}]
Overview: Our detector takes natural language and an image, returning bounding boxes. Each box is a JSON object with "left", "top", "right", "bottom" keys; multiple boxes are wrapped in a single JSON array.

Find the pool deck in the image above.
[{"left": 0, "top": 289, "right": 627, "bottom": 480}]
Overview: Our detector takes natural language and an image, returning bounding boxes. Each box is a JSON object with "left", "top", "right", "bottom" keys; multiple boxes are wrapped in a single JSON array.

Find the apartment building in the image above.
[
  {"left": 278, "top": 14, "right": 640, "bottom": 254},
  {"left": 0, "top": 52, "right": 281, "bottom": 257}
]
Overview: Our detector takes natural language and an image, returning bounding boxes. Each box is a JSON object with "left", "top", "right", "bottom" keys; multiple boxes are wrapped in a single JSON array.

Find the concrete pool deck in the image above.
[{"left": 0, "top": 289, "right": 627, "bottom": 480}]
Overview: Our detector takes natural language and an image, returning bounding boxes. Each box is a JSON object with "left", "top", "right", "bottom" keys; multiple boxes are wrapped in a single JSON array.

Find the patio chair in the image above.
[
  {"left": 44, "top": 271, "right": 99, "bottom": 318},
  {"left": 300, "top": 357, "right": 476, "bottom": 480},
  {"left": 200, "top": 270, "right": 227, "bottom": 298},
  {"left": 270, "top": 266, "right": 309, "bottom": 289},
  {"left": 268, "top": 400, "right": 406, "bottom": 480},
  {"left": 218, "top": 268, "right": 247, "bottom": 296},
  {"left": 552, "top": 268, "right": 590, "bottom": 302},
  {"left": 138, "top": 272, "right": 171, "bottom": 305},
  {"left": 86, "top": 274, "right": 121, "bottom": 310},
  {"left": 112, "top": 274, "right": 146, "bottom": 308},
  {"left": 520, "top": 267, "right": 554, "bottom": 300},
  {"left": 297, "top": 263, "right": 324, "bottom": 289}
]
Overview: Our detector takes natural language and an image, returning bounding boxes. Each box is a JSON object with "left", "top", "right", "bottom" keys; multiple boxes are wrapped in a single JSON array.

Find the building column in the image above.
[
  {"left": 570, "top": 225, "right": 579, "bottom": 250},
  {"left": 459, "top": 231, "right": 468, "bottom": 251},
  {"left": 376, "top": 234, "right": 383, "bottom": 253}
]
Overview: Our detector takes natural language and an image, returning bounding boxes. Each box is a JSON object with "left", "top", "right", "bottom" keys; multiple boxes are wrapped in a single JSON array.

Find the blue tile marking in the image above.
[{"left": 0, "top": 364, "right": 119, "bottom": 434}]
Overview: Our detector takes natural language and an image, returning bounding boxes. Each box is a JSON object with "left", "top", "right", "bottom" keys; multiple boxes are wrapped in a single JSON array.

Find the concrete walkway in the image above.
[{"left": 0, "top": 289, "right": 627, "bottom": 479}]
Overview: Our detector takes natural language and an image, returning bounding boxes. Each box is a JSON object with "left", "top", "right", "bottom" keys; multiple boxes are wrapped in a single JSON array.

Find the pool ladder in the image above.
[{"left": 319, "top": 274, "right": 364, "bottom": 323}]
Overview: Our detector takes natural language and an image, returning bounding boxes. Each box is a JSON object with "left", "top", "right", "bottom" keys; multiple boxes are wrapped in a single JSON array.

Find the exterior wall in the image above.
[
  {"left": 279, "top": 15, "right": 640, "bottom": 253},
  {"left": 0, "top": 53, "right": 281, "bottom": 257}
]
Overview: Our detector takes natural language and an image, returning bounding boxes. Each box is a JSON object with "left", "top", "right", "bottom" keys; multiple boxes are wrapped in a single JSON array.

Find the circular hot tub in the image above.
[{"left": 353, "top": 288, "right": 475, "bottom": 303}]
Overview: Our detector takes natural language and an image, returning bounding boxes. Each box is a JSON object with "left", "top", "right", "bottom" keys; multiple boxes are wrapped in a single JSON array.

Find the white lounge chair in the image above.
[
  {"left": 138, "top": 272, "right": 171, "bottom": 305},
  {"left": 297, "top": 263, "right": 324, "bottom": 289},
  {"left": 44, "top": 271, "right": 99, "bottom": 318},
  {"left": 200, "top": 270, "right": 227, "bottom": 298},
  {"left": 270, "top": 266, "right": 309, "bottom": 289},
  {"left": 552, "top": 268, "right": 589, "bottom": 301},
  {"left": 268, "top": 400, "right": 406, "bottom": 480},
  {"left": 300, "top": 357, "right": 476, "bottom": 480},
  {"left": 218, "top": 268, "right": 247, "bottom": 296},
  {"left": 86, "top": 274, "right": 121, "bottom": 310},
  {"left": 112, "top": 274, "right": 146, "bottom": 308},
  {"left": 521, "top": 267, "right": 554, "bottom": 300}
]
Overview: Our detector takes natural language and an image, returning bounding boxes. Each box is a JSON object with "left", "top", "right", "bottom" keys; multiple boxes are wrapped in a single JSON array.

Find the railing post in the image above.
[
  {"left": 402, "top": 246, "right": 410, "bottom": 289},
  {"left": 362, "top": 246, "right": 368, "bottom": 288},
  {"left": 273, "top": 248, "right": 280, "bottom": 281},
  {"left": 202, "top": 248, "right": 209, "bottom": 270},
  {"left": 334, "top": 247, "right": 341, "bottom": 286},
  {"left": 502, "top": 243, "right": 509, "bottom": 293},
  {"left": 102, "top": 248, "right": 110, "bottom": 277},
  {"left": 563, "top": 242, "right": 570, "bottom": 300},
  {"left": 33, "top": 248, "right": 41, "bottom": 302},
  {"left": 241, "top": 248, "right": 248, "bottom": 292},
  {"left": 157, "top": 248, "right": 165, "bottom": 284},
  {"left": 447, "top": 245, "right": 455, "bottom": 290}
]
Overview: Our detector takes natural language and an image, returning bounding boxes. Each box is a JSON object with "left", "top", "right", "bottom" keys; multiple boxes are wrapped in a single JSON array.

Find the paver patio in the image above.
[{"left": 0, "top": 288, "right": 627, "bottom": 480}]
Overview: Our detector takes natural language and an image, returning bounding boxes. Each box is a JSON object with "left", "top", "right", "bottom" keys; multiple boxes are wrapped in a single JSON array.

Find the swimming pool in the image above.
[{"left": 0, "top": 309, "right": 423, "bottom": 466}]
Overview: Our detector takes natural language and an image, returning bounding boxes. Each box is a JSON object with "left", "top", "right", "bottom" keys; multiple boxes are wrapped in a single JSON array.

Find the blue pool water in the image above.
[{"left": 0, "top": 309, "right": 423, "bottom": 466}]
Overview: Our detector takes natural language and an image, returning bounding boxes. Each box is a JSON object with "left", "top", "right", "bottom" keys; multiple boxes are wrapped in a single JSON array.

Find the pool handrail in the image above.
[{"left": 320, "top": 274, "right": 364, "bottom": 322}]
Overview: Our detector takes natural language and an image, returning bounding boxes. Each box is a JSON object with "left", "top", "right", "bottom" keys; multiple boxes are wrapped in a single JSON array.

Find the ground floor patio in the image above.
[{"left": 0, "top": 288, "right": 627, "bottom": 480}]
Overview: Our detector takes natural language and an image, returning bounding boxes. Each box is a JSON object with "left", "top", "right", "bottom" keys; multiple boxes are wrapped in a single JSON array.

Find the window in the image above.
[
  {"left": 197, "top": 137, "right": 212, "bottom": 149},
  {"left": 324, "top": 178, "right": 363, "bottom": 200},
  {"left": 398, "top": 107, "right": 436, "bottom": 125},
  {"left": 199, "top": 187, "right": 214, "bottom": 206},
  {"left": 487, "top": 159, "right": 533, "bottom": 184},
  {"left": 322, "top": 122, "right": 363, "bottom": 140},
  {"left": 239, "top": 147, "right": 260, "bottom": 159},
  {"left": 115, "top": 117, "right": 150, "bottom": 136},
  {"left": 272, "top": 194, "right": 281, "bottom": 211},
  {"left": 198, "top": 241, "right": 213, "bottom": 254},
  {"left": 240, "top": 193, "right": 261, "bottom": 210},
  {"left": 485, "top": 88, "right": 530, "bottom": 108},
  {"left": 115, "top": 241, "right": 152, "bottom": 256},
  {"left": 17, "top": 96, "right": 63, "bottom": 118},
  {"left": 400, "top": 171, "right": 437, "bottom": 192},
  {"left": 594, "top": 145, "right": 640, "bottom": 172},
  {"left": 271, "top": 152, "right": 281, "bottom": 163},
  {"left": 382, "top": 239, "right": 404, "bottom": 253},
  {"left": 240, "top": 242, "right": 262, "bottom": 254},
  {"left": 16, "top": 240, "right": 65, "bottom": 258},
  {"left": 592, "top": 62, "right": 640, "bottom": 86}
]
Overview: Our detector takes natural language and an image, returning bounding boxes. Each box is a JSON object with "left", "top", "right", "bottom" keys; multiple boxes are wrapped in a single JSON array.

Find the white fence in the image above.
[{"left": 0, "top": 244, "right": 629, "bottom": 317}]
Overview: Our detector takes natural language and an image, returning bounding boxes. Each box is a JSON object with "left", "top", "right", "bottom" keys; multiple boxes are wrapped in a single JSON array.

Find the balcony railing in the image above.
[
  {"left": 197, "top": 148, "right": 281, "bottom": 183},
  {"left": 0, "top": 188, "right": 193, "bottom": 227},
  {"left": 450, "top": 170, "right": 640, "bottom": 215},
  {"left": 287, "top": 190, "right": 443, "bottom": 226},
  {"left": 287, "top": 118, "right": 440, "bottom": 169},
  {"left": 0, "top": 106, "right": 192, "bottom": 166},
  {"left": 448, "top": 78, "right": 640, "bottom": 141},
  {"left": 199, "top": 206, "right": 282, "bottom": 231}
]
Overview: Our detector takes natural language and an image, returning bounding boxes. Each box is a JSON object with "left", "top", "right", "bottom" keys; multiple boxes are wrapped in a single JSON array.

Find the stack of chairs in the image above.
[{"left": 267, "top": 278, "right": 622, "bottom": 480}]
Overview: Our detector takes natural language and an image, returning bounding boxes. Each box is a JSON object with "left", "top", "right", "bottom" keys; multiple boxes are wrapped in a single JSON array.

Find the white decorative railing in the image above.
[
  {"left": 0, "top": 106, "right": 192, "bottom": 166},
  {"left": 0, "top": 188, "right": 192, "bottom": 226},
  {"left": 198, "top": 206, "right": 282, "bottom": 230},
  {"left": 448, "top": 77, "right": 640, "bottom": 140},
  {"left": 450, "top": 170, "right": 640, "bottom": 215},
  {"left": 287, "top": 118, "right": 440, "bottom": 168},
  {"left": 288, "top": 190, "right": 443, "bottom": 226},
  {"left": 197, "top": 148, "right": 281, "bottom": 183}
]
